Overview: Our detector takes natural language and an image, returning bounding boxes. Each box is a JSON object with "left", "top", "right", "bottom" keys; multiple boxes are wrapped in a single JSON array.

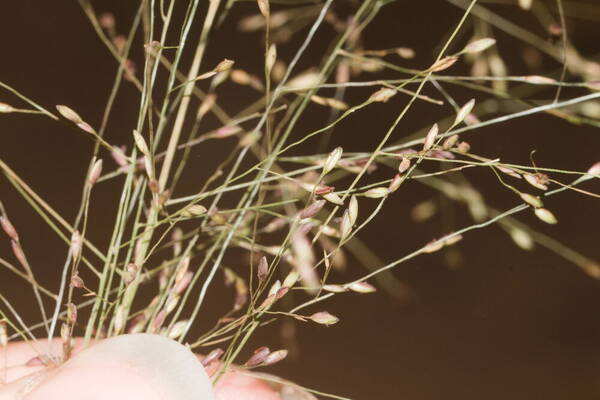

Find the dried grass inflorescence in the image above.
[{"left": 0, "top": 0, "right": 599, "bottom": 398}]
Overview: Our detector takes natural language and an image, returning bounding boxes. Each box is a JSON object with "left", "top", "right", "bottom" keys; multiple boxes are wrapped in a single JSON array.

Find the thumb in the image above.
[{"left": 0, "top": 334, "right": 214, "bottom": 400}]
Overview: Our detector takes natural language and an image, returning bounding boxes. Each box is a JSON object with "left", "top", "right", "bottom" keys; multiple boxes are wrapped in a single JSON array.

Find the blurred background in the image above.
[{"left": 1, "top": 1, "right": 599, "bottom": 399}]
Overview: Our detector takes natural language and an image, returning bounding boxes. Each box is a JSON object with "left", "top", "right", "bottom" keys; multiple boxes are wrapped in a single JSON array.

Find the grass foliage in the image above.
[{"left": 0, "top": 0, "right": 599, "bottom": 397}]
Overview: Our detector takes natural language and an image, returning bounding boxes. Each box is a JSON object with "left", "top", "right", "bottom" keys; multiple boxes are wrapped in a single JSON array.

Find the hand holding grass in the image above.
[{"left": 0, "top": 334, "right": 280, "bottom": 400}]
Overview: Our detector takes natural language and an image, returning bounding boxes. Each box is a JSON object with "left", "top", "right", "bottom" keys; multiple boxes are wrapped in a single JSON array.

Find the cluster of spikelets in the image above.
[{"left": 1, "top": 1, "right": 599, "bottom": 396}]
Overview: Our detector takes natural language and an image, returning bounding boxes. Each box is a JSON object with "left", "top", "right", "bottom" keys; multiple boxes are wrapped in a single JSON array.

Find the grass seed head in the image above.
[
  {"left": 127, "top": 314, "right": 147, "bottom": 334},
  {"left": 311, "top": 95, "right": 348, "bottom": 110},
  {"left": 456, "top": 141, "right": 471, "bottom": 153},
  {"left": 201, "top": 348, "right": 224, "bottom": 367},
  {"left": 423, "top": 123, "right": 439, "bottom": 151},
  {"left": 369, "top": 87, "right": 396, "bottom": 103},
  {"left": 70, "top": 230, "right": 82, "bottom": 260},
  {"left": 364, "top": 187, "right": 389, "bottom": 198},
  {"left": 388, "top": 174, "right": 403, "bottom": 192},
  {"left": 423, "top": 239, "right": 444, "bottom": 254},
  {"left": 349, "top": 281, "right": 376, "bottom": 293},
  {"left": 299, "top": 200, "right": 326, "bottom": 219},
  {"left": 76, "top": 121, "right": 95, "bottom": 134},
  {"left": 110, "top": 145, "right": 128, "bottom": 167},
  {"left": 283, "top": 270, "right": 300, "bottom": 289},
  {"left": 259, "top": 294, "right": 277, "bottom": 310},
  {"left": 71, "top": 274, "right": 85, "bottom": 289},
  {"left": 230, "top": 69, "right": 252, "bottom": 85},
  {"left": 11, "top": 240, "right": 27, "bottom": 268},
  {"left": 0, "top": 103, "right": 16, "bottom": 113},
  {"left": 167, "top": 320, "right": 189, "bottom": 340},
  {"left": 431, "top": 56, "right": 458, "bottom": 72},
  {"left": 157, "top": 189, "right": 171, "bottom": 206},
  {"left": 123, "top": 263, "right": 140, "bottom": 285},
  {"left": 257, "top": 0, "right": 270, "bottom": 17},
  {"left": 398, "top": 157, "right": 411, "bottom": 173},
  {"left": 148, "top": 179, "right": 160, "bottom": 194},
  {"left": 519, "top": 0, "right": 532, "bottom": 10},
  {"left": 87, "top": 159, "right": 103, "bottom": 185},
  {"left": 339, "top": 209, "right": 352, "bottom": 241},
  {"left": 266, "top": 43, "right": 277, "bottom": 75},
  {"left": 114, "top": 305, "right": 126, "bottom": 333},
  {"left": 165, "top": 295, "right": 180, "bottom": 313},
  {"left": 396, "top": 47, "right": 416, "bottom": 59},
  {"left": 98, "top": 13, "right": 115, "bottom": 30},
  {"left": 173, "top": 271, "right": 193, "bottom": 295},
  {"left": 444, "top": 234, "right": 463, "bottom": 246},
  {"left": 524, "top": 173, "right": 548, "bottom": 190},
  {"left": 67, "top": 302, "right": 77, "bottom": 324},
  {"left": 60, "top": 322, "right": 71, "bottom": 346},
  {"left": 268, "top": 280, "right": 281, "bottom": 297},
  {"left": 113, "top": 35, "right": 126, "bottom": 54},
  {"left": 271, "top": 60, "right": 286, "bottom": 82},
  {"left": 172, "top": 228, "right": 183, "bottom": 257},
  {"left": 215, "top": 59, "right": 235, "bottom": 73},
  {"left": 454, "top": 99, "right": 475, "bottom": 126},
  {"left": 239, "top": 131, "right": 261, "bottom": 148},
  {"left": 497, "top": 165, "right": 521, "bottom": 179},
  {"left": 159, "top": 268, "right": 171, "bottom": 291},
  {"left": 56, "top": 105, "right": 83, "bottom": 123},
  {"left": 323, "top": 147, "right": 343, "bottom": 174},
  {"left": 145, "top": 40, "right": 164, "bottom": 54},
  {"left": 263, "top": 349, "right": 288, "bottom": 366},
  {"left": 197, "top": 94, "right": 217, "bottom": 117},
  {"left": 411, "top": 200, "right": 437, "bottom": 222},
  {"left": 336, "top": 62, "right": 350, "bottom": 83},
  {"left": 246, "top": 346, "right": 271, "bottom": 367},
  {"left": 257, "top": 256, "right": 269, "bottom": 282},
  {"left": 463, "top": 38, "right": 496, "bottom": 54},
  {"left": 520, "top": 193, "right": 543, "bottom": 208},
  {"left": 587, "top": 161, "right": 600, "bottom": 176},
  {"left": 150, "top": 310, "right": 167, "bottom": 333},
  {"left": 310, "top": 311, "right": 339, "bottom": 326},
  {"left": 132, "top": 129, "right": 150, "bottom": 155},
  {"left": 234, "top": 278, "right": 249, "bottom": 310},
  {"left": 322, "top": 191, "right": 344, "bottom": 205},
  {"left": 182, "top": 204, "right": 208, "bottom": 217},
  {"left": 322, "top": 284, "right": 347, "bottom": 293},
  {"left": 0, "top": 216, "right": 18, "bottom": 241},
  {"left": 287, "top": 71, "right": 321, "bottom": 91},
  {"left": 348, "top": 195, "right": 358, "bottom": 226},
  {"left": 509, "top": 228, "right": 535, "bottom": 250},
  {"left": 523, "top": 75, "right": 556, "bottom": 85},
  {"left": 534, "top": 208, "right": 558, "bottom": 224},
  {"left": 431, "top": 150, "right": 455, "bottom": 160},
  {"left": 276, "top": 287, "right": 289, "bottom": 300},
  {"left": 175, "top": 256, "right": 191, "bottom": 282}
]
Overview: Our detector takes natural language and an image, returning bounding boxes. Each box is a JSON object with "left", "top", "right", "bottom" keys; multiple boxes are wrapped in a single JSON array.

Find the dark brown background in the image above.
[{"left": 1, "top": 1, "right": 599, "bottom": 399}]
